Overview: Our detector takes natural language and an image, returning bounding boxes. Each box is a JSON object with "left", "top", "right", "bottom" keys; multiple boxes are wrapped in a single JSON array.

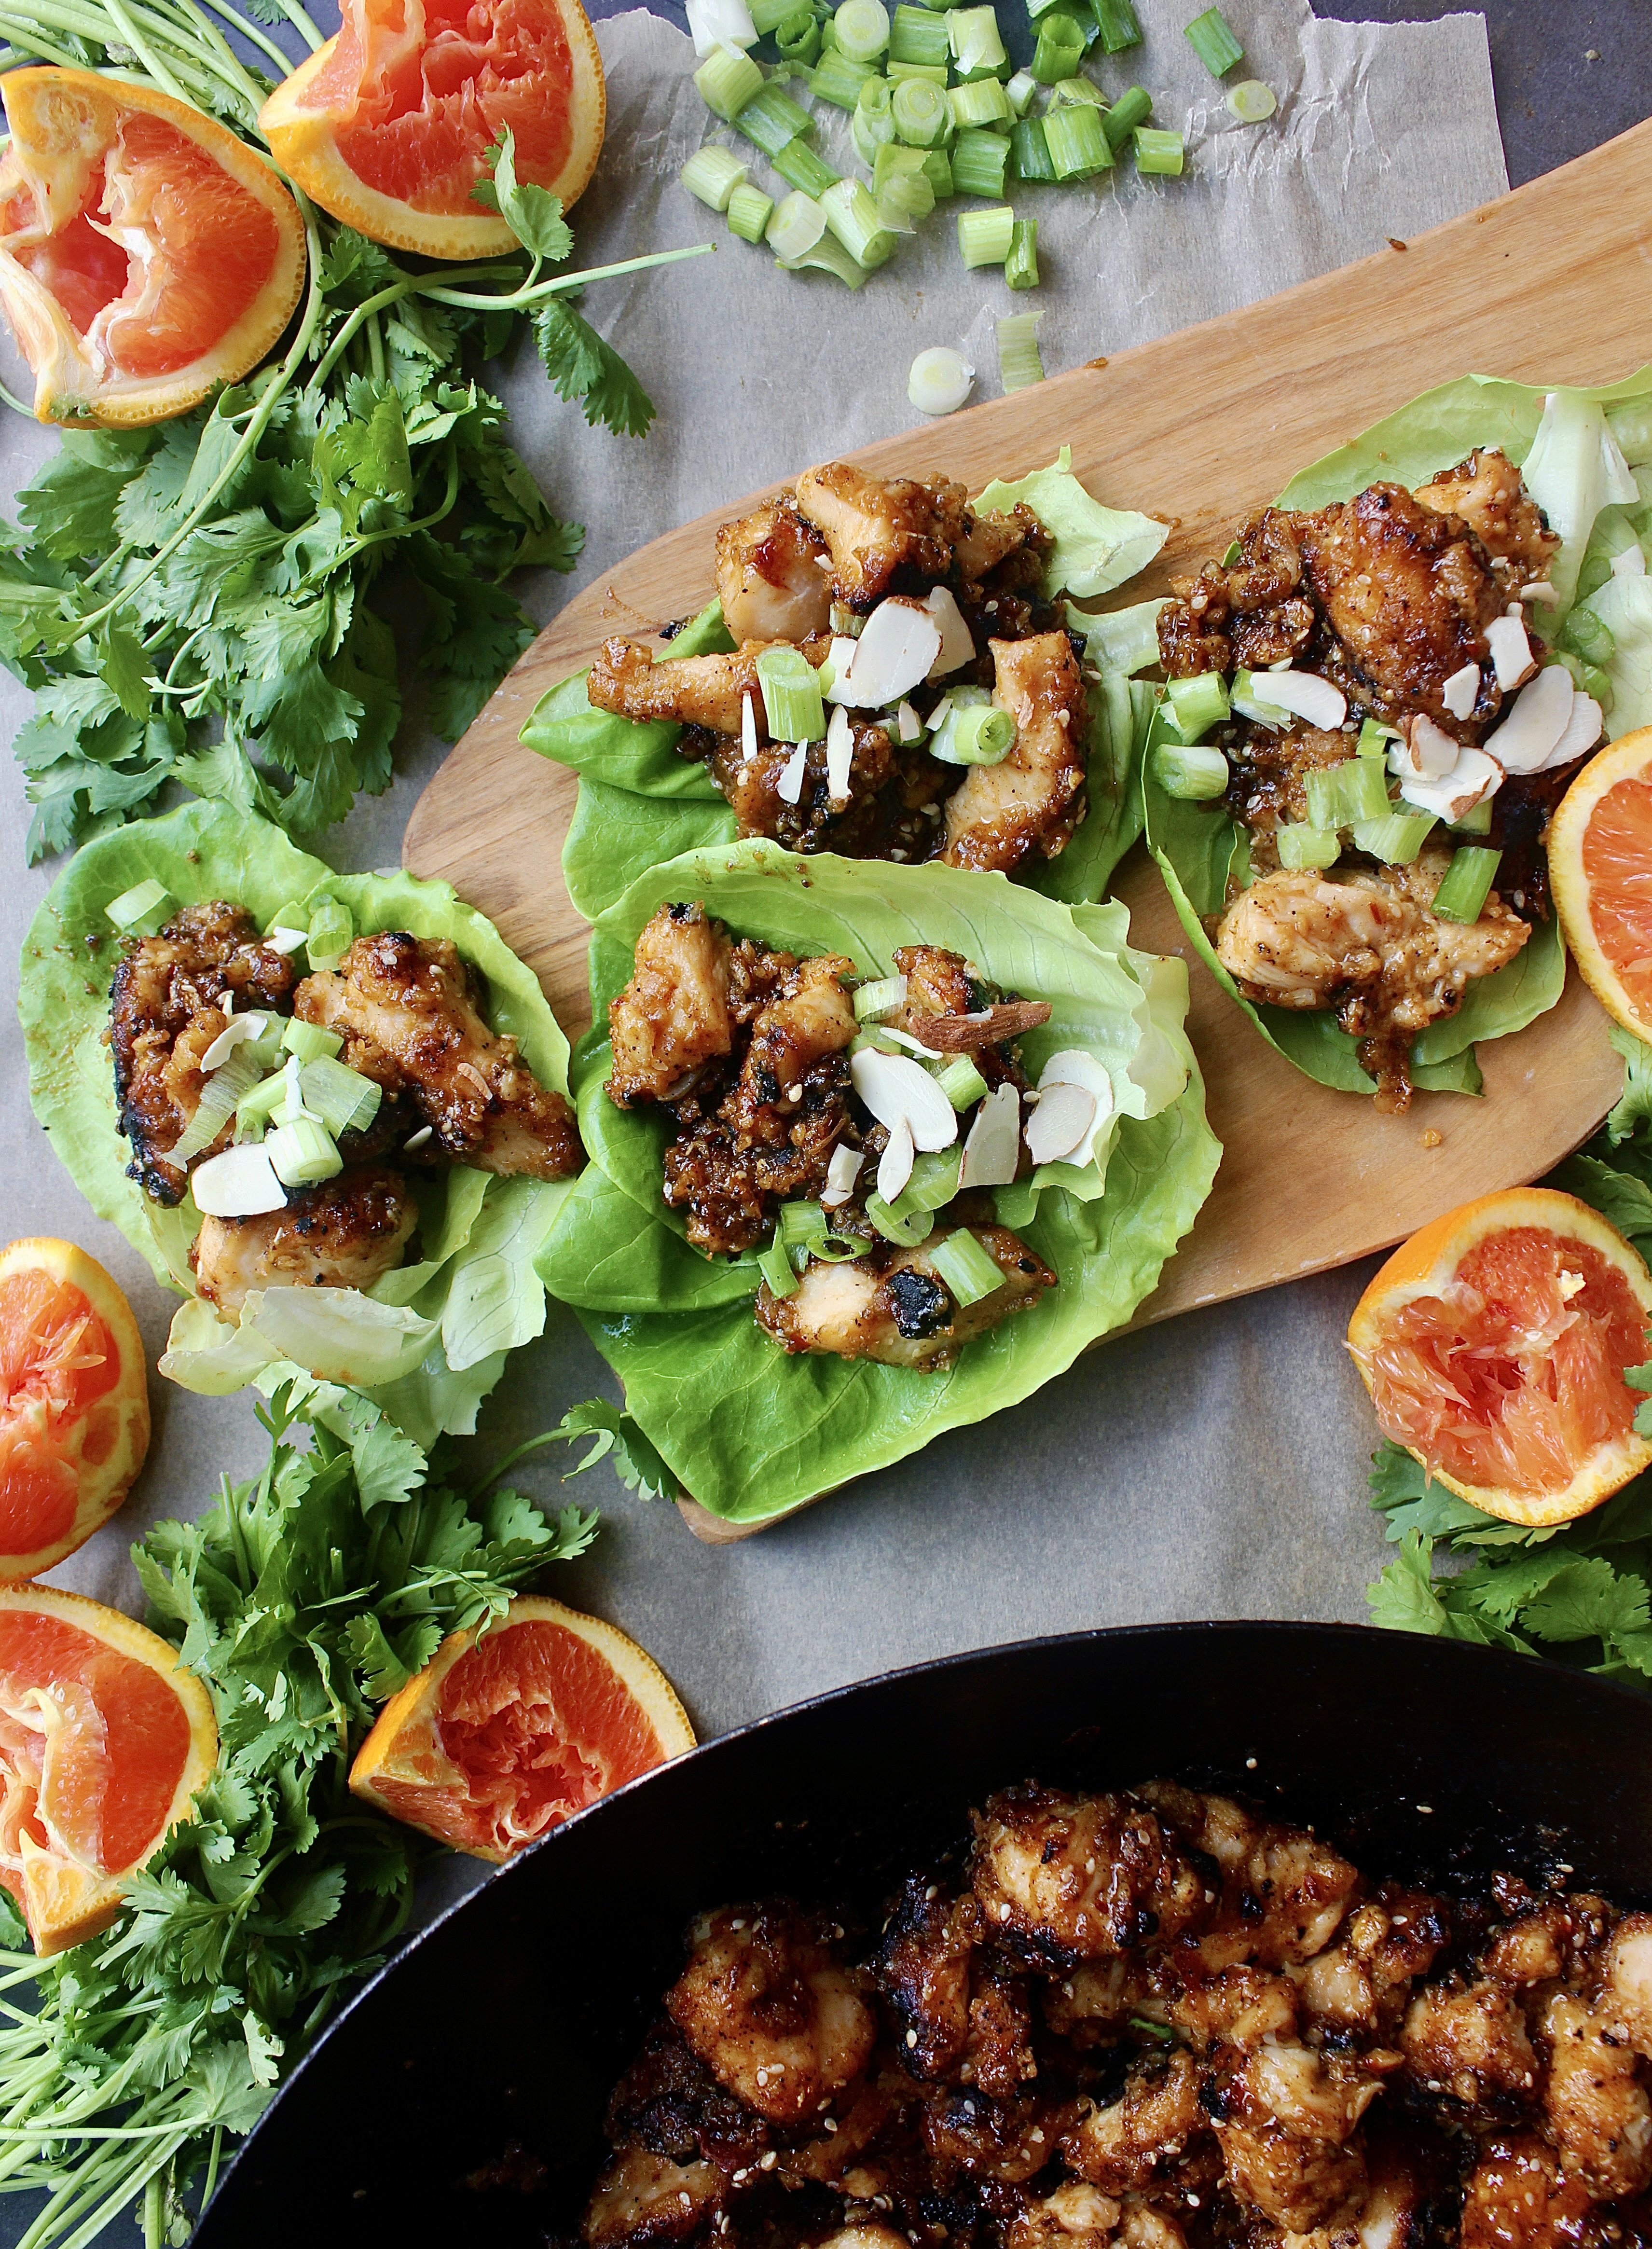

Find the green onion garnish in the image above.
[
  {"left": 171, "top": 1048, "right": 266, "bottom": 1164},
  {"left": 1134, "top": 125, "right": 1185, "bottom": 175},
  {"left": 951, "top": 126, "right": 1010, "bottom": 196},
  {"left": 892, "top": 71, "right": 950, "bottom": 140},
  {"left": 887, "top": 56, "right": 950, "bottom": 81},
  {"left": 1005, "top": 218, "right": 1039, "bottom": 290},
  {"left": 773, "top": 137, "right": 841, "bottom": 194},
  {"left": 303, "top": 897, "right": 353, "bottom": 970},
  {"left": 908, "top": 346, "right": 974, "bottom": 415},
  {"left": 1226, "top": 77, "right": 1276, "bottom": 121},
  {"left": 234, "top": 1069, "right": 290, "bottom": 1136},
  {"left": 756, "top": 646, "right": 827, "bottom": 739},
  {"left": 779, "top": 1199, "right": 831, "bottom": 1249},
  {"left": 930, "top": 1228, "right": 1005, "bottom": 1306},
  {"left": 299, "top": 1056, "right": 383, "bottom": 1140},
  {"left": 757, "top": 1235, "right": 801, "bottom": 1296},
  {"left": 1165, "top": 670, "right": 1230, "bottom": 740},
  {"left": 1101, "top": 82, "right": 1150, "bottom": 147},
  {"left": 767, "top": 187, "right": 829, "bottom": 257},
  {"left": 855, "top": 973, "right": 909, "bottom": 1021},
  {"left": 681, "top": 145, "right": 750, "bottom": 209},
  {"left": 1010, "top": 116, "right": 1056, "bottom": 181},
  {"left": 957, "top": 203, "right": 1015, "bottom": 268},
  {"left": 934, "top": 694, "right": 1016, "bottom": 759},
  {"left": 776, "top": 8, "right": 823, "bottom": 61},
  {"left": 1088, "top": 0, "right": 1140, "bottom": 50},
  {"left": 947, "top": 2, "right": 1006, "bottom": 73},
  {"left": 921, "top": 145, "right": 955, "bottom": 195},
  {"left": 281, "top": 1017, "right": 344, "bottom": 1063},
  {"left": 808, "top": 49, "right": 878, "bottom": 106},
  {"left": 695, "top": 40, "right": 766, "bottom": 119},
  {"left": 834, "top": 0, "right": 891, "bottom": 57},
  {"left": 1349, "top": 811, "right": 1436, "bottom": 865},
  {"left": 1184, "top": 5, "right": 1242, "bottom": 76},
  {"left": 1304, "top": 757, "right": 1390, "bottom": 830},
  {"left": 104, "top": 878, "right": 170, "bottom": 934},
  {"left": 950, "top": 77, "right": 1012, "bottom": 128},
  {"left": 875, "top": 143, "right": 936, "bottom": 227},
  {"left": 1275, "top": 824, "right": 1340, "bottom": 871},
  {"left": 821, "top": 176, "right": 896, "bottom": 266},
  {"left": 1562, "top": 604, "right": 1616, "bottom": 667},
  {"left": 1451, "top": 798, "right": 1495, "bottom": 837},
  {"left": 854, "top": 75, "right": 899, "bottom": 164},
  {"left": 997, "top": 310, "right": 1045, "bottom": 391},
  {"left": 1356, "top": 716, "right": 1396, "bottom": 759},
  {"left": 778, "top": 232, "right": 869, "bottom": 286},
  {"left": 1432, "top": 846, "right": 1502, "bottom": 924},
  {"left": 933, "top": 1056, "right": 990, "bottom": 1109},
  {"left": 265, "top": 1116, "right": 344, "bottom": 1189},
  {"left": 737, "top": 81, "right": 812, "bottom": 153},
  {"left": 1031, "top": 9, "right": 1084, "bottom": 81},
  {"left": 866, "top": 1193, "right": 936, "bottom": 1246},
  {"left": 889, "top": 0, "right": 950, "bottom": 61},
  {"left": 1154, "top": 739, "right": 1229, "bottom": 800},
  {"left": 1043, "top": 99, "right": 1110, "bottom": 177},
  {"left": 1005, "top": 68, "right": 1037, "bottom": 113},
  {"left": 749, "top": 0, "right": 799, "bottom": 30},
  {"left": 728, "top": 181, "right": 776, "bottom": 240}
]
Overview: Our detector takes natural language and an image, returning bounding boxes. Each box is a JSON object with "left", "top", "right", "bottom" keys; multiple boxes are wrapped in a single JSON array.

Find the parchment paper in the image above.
[{"left": 0, "top": 8, "right": 1506, "bottom": 1769}]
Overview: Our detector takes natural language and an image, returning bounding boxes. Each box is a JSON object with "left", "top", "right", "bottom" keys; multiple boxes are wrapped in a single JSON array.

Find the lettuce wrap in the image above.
[
  {"left": 522, "top": 453, "right": 1167, "bottom": 924},
  {"left": 536, "top": 841, "right": 1220, "bottom": 1525},
  {"left": 21, "top": 800, "right": 575, "bottom": 1447},
  {"left": 1143, "top": 368, "right": 1652, "bottom": 1102}
]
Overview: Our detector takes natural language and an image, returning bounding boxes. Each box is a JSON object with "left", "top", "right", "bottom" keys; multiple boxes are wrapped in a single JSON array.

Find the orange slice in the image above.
[
  {"left": 0, "top": 1586, "right": 216, "bottom": 1953},
  {"left": 259, "top": 0, "right": 606, "bottom": 262},
  {"left": 0, "top": 69, "right": 307, "bottom": 427},
  {"left": 1348, "top": 1187, "right": 1652, "bottom": 1527},
  {"left": 1550, "top": 725, "right": 1652, "bottom": 1042},
  {"left": 350, "top": 1595, "right": 693, "bottom": 1861},
  {"left": 0, "top": 1239, "right": 150, "bottom": 1580}
]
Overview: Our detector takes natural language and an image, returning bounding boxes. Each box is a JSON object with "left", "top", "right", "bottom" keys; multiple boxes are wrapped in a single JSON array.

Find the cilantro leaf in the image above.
[
  {"left": 532, "top": 299, "right": 658, "bottom": 438},
  {"left": 1608, "top": 1024, "right": 1652, "bottom": 1145},
  {"left": 475, "top": 127, "right": 576, "bottom": 263},
  {"left": 553, "top": 1398, "right": 679, "bottom": 1501}
]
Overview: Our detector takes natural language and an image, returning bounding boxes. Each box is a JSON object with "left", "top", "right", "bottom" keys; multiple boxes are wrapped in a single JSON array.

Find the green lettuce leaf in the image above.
[
  {"left": 971, "top": 446, "right": 1169, "bottom": 599},
  {"left": 1574, "top": 573, "right": 1652, "bottom": 739},
  {"left": 563, "top": 777, "right": 741, "bottom": 922},
  {"left": 20, "top": 798, "right": 573, "bottom": 1438},
  {"left": 517, "top": 598, "right": 733, "bottom": 798},
  {"left": 538, "top": 840, "right": 1220, "bottom": 1521}
]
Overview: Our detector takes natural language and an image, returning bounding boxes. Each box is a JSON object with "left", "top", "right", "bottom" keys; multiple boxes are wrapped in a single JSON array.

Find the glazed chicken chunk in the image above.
[
  {"left": 970, "top": 1787, "right": 1210, "bottom": 1961},
  {"left": 715, "top": 497, "right": 833, "bottom": 644},
  {"left": 942, "top": 632, "right": 1088, "bottom": 874},
  {"left": 191, "top": 1166, "right": 418, "bottom": 1315},
  {"left": 295, "top": 932, "right": 581, "bottom": 1180},
  {"left": 1414, "top": 447, "right": 1561, "bottom": 579},
  {"left": 756, "top": 1226, "right": 1055, "bottom": 1370},
  {"left": 792, "top": 462, "right": 971, "bottom": 609},
  {"left": 587, "top": 638, "right": 782, "bottom": 736},
  {"left": 607, "top": 903, "right": 733, "bottom": 1108}
]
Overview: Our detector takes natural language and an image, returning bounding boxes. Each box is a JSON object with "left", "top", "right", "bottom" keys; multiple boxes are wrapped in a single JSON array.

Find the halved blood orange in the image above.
[
  {"left": 0, "top": 1585, "right": 217, "bottom": 1953},
  {"left": 350, "top": 1595, "right": 693, "bottom": 1861},
  {"left": 0, "top": 1239, "right": 150, "bottom": 1581},
  {"left": 259, "top": 0, "right": 606, "bottom": 262},
  {"left": 1348, "top": 1187, "right": 1652, "bottom": 1527},
  {"left": 0, "top": 69, "right": 307, "bottom": 427},
  {"left": 1550, "top": 726, "right": 1652, "bottom": 1042}
]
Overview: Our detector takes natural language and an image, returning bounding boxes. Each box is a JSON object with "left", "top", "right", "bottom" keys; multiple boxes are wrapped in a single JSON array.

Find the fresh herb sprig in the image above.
[
  {"left": 0, "top": 1378, "right": 597, "bottom": 2249},
  {"left": 0, "top": 0, "right": 709, "bottom": 858}
]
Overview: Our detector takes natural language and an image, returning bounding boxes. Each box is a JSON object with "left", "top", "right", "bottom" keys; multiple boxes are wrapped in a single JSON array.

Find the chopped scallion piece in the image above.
[
  {"left": 1184, "top": 5, "right": 1242, "bottom": 76},
  {"left": 779, "top": 1199, "right": 831, "bottom": 1249},
  {"left": 299, "top": 1056, "right": 383, "bottom": 1140},
  {"left": 265, "top": 1116, "right": 343, "bottom": 1189},
  {"left": 950, "top": 76, "right": 1012, "bottom": 128},
  {"left": 886, "top": 56, "right": 949, "bottom": 81},
  {"left": 951, "top": 126, "right": 1010, "bottom": 196},
  {"left": 1432, "top": 846, "right": 1502, "bottom": 924},
  {"left": 892, "top": 71, "right": 951, "bottom": 142},
  {"left": 281, "top": 1017, "right": 344, "bottom": 1063},
  {"left": 854, "top": 973, "right": 909, "bottom": 1021},
  {"left": 875, "top": 142, "right": 936, "bottom": 227},
  {"left": 778, "top": 230, "right": 869, "bottom": 286},
  {"left": 1134, "top": 125, "right": 1185, "bottom": 174},
  {"left": 1101, "top": 82, "right": 1151, "bottom": 146},
  {"left": 1049, "top": 71, "right": 1105, "bottom": 103},
  {"left": 767, "top": 186, "right": 828, "bottom": 257},
  {"left": 1154, "top": 739, "right": 1229, "bottom": 800},
  {"left": 933, "top": 1056, "right": 990, "bottom": 1109},
  {"left": 1010, "top": 116, "right": 1056, "bottom": 181},
  {"left": 921, "top": 145, "right": 955, "bottom": 195},
  {"left": 947, "top": 2, "right": 1006, "bottom": 73},
  {"left": 1356, "top": 716, "right": 1397, "bottom": 759},
  {"left": 1349, "top": 811, "right": 1436, "bottom": 865},
  {"left": 906, "top": 1148, "right": 963, "bottom": 1209},
  {"left": 1451, "top": 798, "right": 1495, "bottom": 837},
  {"left": 680, "top": 143, "right": 750, "bottom": 209},
  {"left": 234, "top": 1068, "right": 291, "bottom": 1135},
  {"left": 1004, "top": 217, "right": 1039, "bottom": 290},
  {"left": 1088, "top": 0, "right": 1140, "bottom": 50},
  {"left": 727, "top": 181, "right": 776, "bottom": 240},
  {"left": 105, "top": 878, "right": 170, "bottom": 934},
  {"left": 997, "top": 309, "right": 1045, "bottom": 391},
  {"left": 757, "top": 1235, "right": 801, "bottom": 1296},
  {"left": 866, "top": 1192, "right": 936, "bottom": 1246},
  {"left": 853, "top": 74, "right": 899, "bottom": 165},
  {"left": 834, "top": 0, "right": 890, "bottom": 57},
  {"left": 1275, "top": 824, "right": 1340, "bottom": 871},
  {"left": 773, "top": 136, "right": 841, "bottom": 193},
  {"left": 808, "top": 49, "right": 878, "bottom": 106},
  {"left": 821, "top": 176, "right": 896, "bottom": 265},
  {"left": 695, "top": 40, "right": 766, "bottom": 119},
  {"left": 933, "top": 696, "right": 1016, "bottom": 760},
  {"left": 1005, "top": 68, "right": 1037, "bottom": 114},
  {"left": 889, "top": 1, "right": 950, "bottom": 62},
  {"left": 170, "top": 1048, "right": 265, "bottom": 1164},
  {"left": 756, "top": 646, "right": 827, "bottom": 739},
  {"left": 1031, "top": 9, "right": 1084, "bottom": 81},
  {"left": 1304, "top": 757, "right": 1390, "bottom": 830},
  {"left": 957, "top": 203, "right": 1016, "bottom": 268},
  {"left": 1043, "top": 99, "right": 1110, "bottom": 177},
  {"left": 776, "top": 8, "right": 823, "bottom": 61},
  {"left": 930, "top": 1228, "right": 1006, "bottom": 1306},
  {"left": 749, "top": 0, "right": 798, "bottom": 30},
  {"left": 303, "top": 897, "right": 353, "bottom": 970},
  {"left": 737, "top": 81, "right": 812, "bottom": 153},
  {"left": 1226, "top": 77, "right": 1276, "bottom": 121},
  {"left": 1165, "top": 670, "right": 1230, "bottom": 740}
]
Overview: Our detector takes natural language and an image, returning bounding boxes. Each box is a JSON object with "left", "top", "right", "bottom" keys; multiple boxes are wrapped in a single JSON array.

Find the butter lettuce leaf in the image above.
[{"left": 972, "top": 447, "right": 1169, "bottom": 599}]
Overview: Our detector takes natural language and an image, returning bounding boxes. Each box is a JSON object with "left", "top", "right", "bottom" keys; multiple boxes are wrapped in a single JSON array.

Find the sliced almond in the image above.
[
  {"left": 825, "top": 705, "right": 853, "bottom": 800},
  {"left": 191, "top": 1144, "right": 287, "bottom": 1218},
  {"left": 837, "top": 599, "right": 943, "bottom": 709},
  {"left": 1247, "top": 668, "right": 1347, "bottom": 731},
  {"left": 1023, "top": 1080, "right": 1098, "bottom": 1167},
  {"left": 1541, "top": 688, "right": 1604, "bottom": 771},
  {"left": 822, "top": 1144, "right": 865, "bottom": 1208},
  {"left": 1399, "top": 745, "right": 1502, "bottom": 824},
  {"left": 957, "top": 1083, "right": 1021, "bottom": 1189},
  {"left": 877, "top": 1116, "right": 915, "bottom": 1203},
  {"left": 925, "top": 587, "right": 976, "bottom": 679},
  {"left": 914, "top": 1001, "right": 1053, "bottom": 1051},
  {"left": 199, "top": 1010, "right": 270, "bottom": 1073},
  {"left": 1485, "top": 612, "right": 1538, "bottom": 692},
  {"left": 1442, "top": 663, "right": 1480, "bottom": 722},
  {"left": 1402, "top": 713, "right": 1461, "bottom": 781},
  {"left": 776, "top": 740, "right": 810, "bottom": 805},
  {"left": 849, "top": 1048, "right": 958, "bottom": 1153},
  {"left": 1481, "top": 662, "right": 1574, "bottom": 775}
]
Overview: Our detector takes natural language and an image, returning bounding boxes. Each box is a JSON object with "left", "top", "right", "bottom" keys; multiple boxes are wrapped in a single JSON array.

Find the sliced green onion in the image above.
[
  {"left": 951, "top": 126, "right": 1010, "bottom": 195},
  {"left": 234, "top": 1068, "right": 291, "bottom": 1135},
  {"left": 773, "top": 137, "right": 841, "bottom": 193},
  {"left": 997, "top": 309, "right": 1045, "bottom": 391},
  {"left": 1349, "top": 811, "right": 1437, "bottom": 865},
  {"left": 757, "top": 1235, "right": 801, "bottom": 1296},
  {"left": 1184, "top": 4, "right": 1241, "bottom": 76},
  {"left": 170, "top": 1049, "right": 265, "bottom": 1165},
  {"left": 1155, "top": 739, "right": 1229, "bottom": 800},
  {"left": 853, "top": 75, "right": 899, "bottom": 164},
  {"left": 779, "top": 1199, "right": 831, "bottom": 1249},
  {"left": 304, "top": 897, "right": 353, "bottom": 970},
  {"left": 1561, "top": 604, "right": 1616, "bottom": 667},
  {"left": 1226, "top": 77, "right": 1276, "bottom": 121},
  {"left": 1134, "top": 125, "right": 1185, "bottom": 175},
  {"left": 749, "top": 0, "right": 801, "bottom": 31},
  {"left": 265, "top": 1116, "right": 343, "bottom": 1188},
  {"left": 299, "top": 1055, "right": 383, "bottom": 1139},
  {"left": 767, "top": 187, "right": 829, "bottom": 256},
  {"left": 921, "top": 145, "right": 955, "bottom": 195},
  {"left": 934, "top": 697, "right": 1016, "bottom": 760},
  {"left": 1165, "top": 671, "right": 1230, "bottom": 740},
  {"left": 866, "top": 1193, "right": 935, "bottom": 1246},
  {"left": 947, "top": 2, "right": 1006, "bottom": 72},
  {"left": 1432, "top": 846, "right": 1502, "bottom": 924},
  {"left": 1044, "top": 99, "right": 1110, "bottom": 177},
  {"left": 1304, "top": 757, "right": 1390, "bottom": 830},
  {"left": 834, "top": 0, "right": 890, "bottom": 57},
  {"left": 906, "top": 1147, "right": 963, "bottom": 1209},
  {"left": 280, "top": 1016, "right": 343, "bottom": 1062},
  {"left": 855, "top": 973, "right": 909, "bottom": 1021},
  {"left": 1005, "top": 218, "right": 1039, "bottom": 290},
  {"left": 892, "top": 71, "right": 951, "bottom": 142},
  {"left": 1101, "top": 82, "right": 1151, "bottom": 146},
  {"left": 1356, "top": 716, "right": 1397, "bottom": 759},
  {"left": 1025, "top": 0, "right": 1065, "bottom": 19},
  {"left": 930, "top": 1228, "right": 1005, "bottom": 1306},
  {"left": 681, "top": 144, "right": 750, "bottom": 208},
  {"left": 1554, "top": 648, "right": 1615, "bottom": 711},
  {"left": 696, "top": 41, "right": 766, "bottom": 119},
  {"left": 776, "top": 8, "right": 823, "bottom": 61},
  {"left": 1451, "top": 798, "right": 1495, "bottom": 837},
  {"left": 1049, "top": 71, "right": 1105, "bottom": 103},
  {"left": 950, "top": 77, "right": 1012, "bottom": 128},
  {"left": 1088, "top": 0, "right": 1140, "bottom": 49},
  {"left": 890, "top": 1, "right": 950, "bottom": 62},
  {"left": 808, "top": 49, "right": 877, "bottom": 105},
  {"left": 875, "top": 142, "right": 936, "bottom": 226},
  {"left": 933, "top": 1056, "right": 990, "bottom": 1109},
  {"left": 756, "top": 646, "right": 827, "bottom": 739},
  {"left": 1032, "top": 11, "right": 1084, "bottom": 82},
  {"left": 821, "top": 176, "right": 896, "bottom": 266},
  {"left": 1010, "top": 116, "right": 1056, "bottom": 181},
  {"left": 1275, "top": 824, "right": 1340, "bottom": 872},
  {"left": 778, "top": 230, "right": 869, "bottom": 286},
  {"left": 728, "top": 181, "right": 776, "bottom": 240},
  {"left": 958, "top": 203, "right": 1015, "bottom": 267},
  {"left": 820, "top": 13, "right": 841, "bottom": 42},
  {"left": 886, "top": 56, "right": 950, "bottom": 81},
  {"left": 106, "top": 878, "right": 170, "bottom": 933},
  {"left": 908, "top": 345, "right": 976, "bottom": 418},
  {"left": 737, "top": 81, "right": 812, "bottom": 152},
  {"left": 1005, "top": 68, "right": 1037, "bottom": 113}
]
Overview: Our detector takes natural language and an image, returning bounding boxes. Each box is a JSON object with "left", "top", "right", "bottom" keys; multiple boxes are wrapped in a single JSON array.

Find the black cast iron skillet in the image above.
[{"left": 194, "top": 1621, "right": 1652, "bottom": 2246}]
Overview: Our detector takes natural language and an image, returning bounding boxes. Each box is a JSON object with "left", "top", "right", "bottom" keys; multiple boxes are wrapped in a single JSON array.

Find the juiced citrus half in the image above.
[
  {"left": 350, "top": 1595, "right": 693, "bottom": 1861},
  {"left": 0, "top": 1239, "right": 150, "bottom": 1580},
  {"left": 0, "top": 68, "right": 307, "bottom": 426},
  {"left": 259, "top": 0, "right": 606, "bottom": 262},
  {"left": 1348, "top": 1187, "right": 1652, "bottom": 1527},
  {"left": 1550, "top": 726, "right": 1652, "bottom": 1042},
  {"left": 0, "top": 1586, "right": 216, "bottom": 1953}
]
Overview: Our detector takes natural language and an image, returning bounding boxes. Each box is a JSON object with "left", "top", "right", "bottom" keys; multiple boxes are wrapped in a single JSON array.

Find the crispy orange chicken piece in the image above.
[
  {"left": 191, "top": 1165, "right": 417, "bottom": 1314},
  {"left": 940, "top": 632, "right": 1088, "bottom": 873}
]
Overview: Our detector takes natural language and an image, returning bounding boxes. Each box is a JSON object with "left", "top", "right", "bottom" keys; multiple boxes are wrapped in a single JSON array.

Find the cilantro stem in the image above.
[{"left": 425, "top": 239, "right": 716, "bottom": 313}]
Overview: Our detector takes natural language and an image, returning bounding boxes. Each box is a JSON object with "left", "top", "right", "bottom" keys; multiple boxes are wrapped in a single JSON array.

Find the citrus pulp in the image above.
[{"left": 1550, "top": 726, "right": 1652, "bottom": 1043}]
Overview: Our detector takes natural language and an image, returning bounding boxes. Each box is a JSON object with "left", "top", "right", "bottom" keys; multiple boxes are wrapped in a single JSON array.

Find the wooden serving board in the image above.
[{"left": 406, "top": 120, "right": 1652, "bottom": 1539}]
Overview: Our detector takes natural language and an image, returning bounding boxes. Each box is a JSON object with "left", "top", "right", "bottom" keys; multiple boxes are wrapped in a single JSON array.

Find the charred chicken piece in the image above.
[
  {"left": 1136, "top": 1780, "right": 1359, "bottom": 1971},
  {"left": 714, "top": 497, "right": 833, "bottom": 644},
  {"left": 191, "top": 1165, "right": 417, "bottom": 1315},
  {"left": 941, "top": 631, "right": 1088, "bottom": 873},
  {"left": 971, "top": 1787, "right": 1210, "bottom": 1963},
  {"left": 792, "top": 462, "right": 971, "bottom": 608},
  {"left": 1062, "top": 2051, "right": 1205, "bottom": 2193},
  {"left": 294, "top": 932, "right": 582, "bottom": 1180},
  {"left": 587, "top": 638, "right": 782, "bottom": 737},
  {"left": 756, "top": 1227, "right": 1054, "bottom": 1369},
  {"left": 1459, "top": 2134, "right": 1605, "bottom": 2249},
  {"left": 1414, "top": 448, "right": 1560, "bottom": 579},
  {"left": 607, "top": 904, "right": 733, "bottom": 1108},
  {"left": 704, "top": 719, "right": 949, "bottom": 861},
  {"left": 110, "top": 901, "right": 296, "bottom": 1205}
]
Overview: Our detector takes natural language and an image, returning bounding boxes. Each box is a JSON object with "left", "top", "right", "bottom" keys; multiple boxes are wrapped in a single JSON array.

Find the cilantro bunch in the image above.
[
  {"left": 0, "top": 0, "right": 705, "bottom": 859},
  {"left": 1366, "top": 1025, "right": 1652, "bottom": 1684},
  {"left": 0, "top": 1378, "right": 596, "bottom": 2249}
]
